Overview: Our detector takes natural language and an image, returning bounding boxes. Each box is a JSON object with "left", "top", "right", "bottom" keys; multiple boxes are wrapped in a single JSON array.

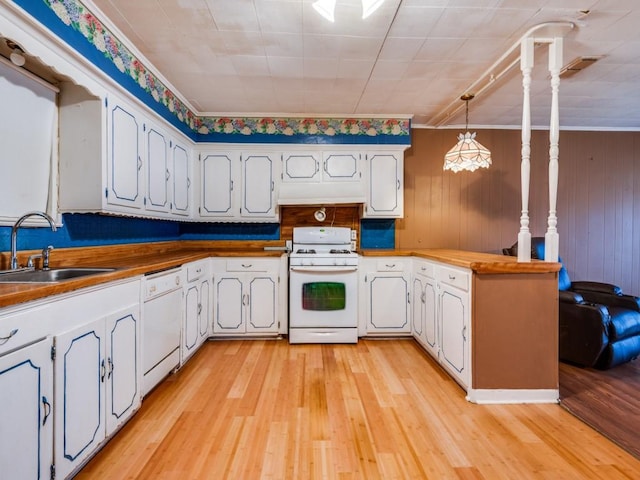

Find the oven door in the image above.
[{"left": 289, "top": 265, "right": 358, "bottom": 328}]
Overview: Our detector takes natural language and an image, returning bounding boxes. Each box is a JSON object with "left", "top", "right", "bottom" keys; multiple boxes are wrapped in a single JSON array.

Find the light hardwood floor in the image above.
[{"left": 77, "top": 339, "right": 640, "bottom": 479}]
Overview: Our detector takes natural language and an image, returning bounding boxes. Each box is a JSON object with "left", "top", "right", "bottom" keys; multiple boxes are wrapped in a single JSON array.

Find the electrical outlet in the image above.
[{"left": 351, "top": 229, "right": 357, "bottom": 240}]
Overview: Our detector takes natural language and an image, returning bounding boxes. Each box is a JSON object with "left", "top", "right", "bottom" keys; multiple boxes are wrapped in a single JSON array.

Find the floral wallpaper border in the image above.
[{"left": 41, "top": 0, "right": 411, "bottom": 140}]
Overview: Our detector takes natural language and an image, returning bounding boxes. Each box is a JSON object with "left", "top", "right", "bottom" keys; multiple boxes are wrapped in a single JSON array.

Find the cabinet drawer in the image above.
[
  {"left": 414, "top": 260, "right": 435, "bottom": 278},
  {"left": 375, "top": 258, "right": 409, "bottom": 272},
  {"left": 226, "top": 258, "right": 273, "bottom": 272},
  {"left": 0, "top": 304, "right": 51, "bottom": 356},
  {"left": 438, "top": 266, "right": 470, "bottom": 292},
  {"left": 185, "top": 262, "right": 208, "bottom": 282}
]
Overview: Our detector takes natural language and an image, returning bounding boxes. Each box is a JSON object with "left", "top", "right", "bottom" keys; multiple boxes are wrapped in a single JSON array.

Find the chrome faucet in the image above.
[{"left": 10, "top": 211, "right": 57, "bottom": 270}]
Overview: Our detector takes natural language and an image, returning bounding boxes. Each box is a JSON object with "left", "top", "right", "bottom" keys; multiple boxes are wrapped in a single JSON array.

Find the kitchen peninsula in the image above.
[{"left": 361, "top": 248, "right": 560, "bottom": 404}]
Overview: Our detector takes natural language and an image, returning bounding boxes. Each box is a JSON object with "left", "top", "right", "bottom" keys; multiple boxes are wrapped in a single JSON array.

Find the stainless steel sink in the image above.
[{"left": 0, "top": 267, "right": 117, "bottom": 283}]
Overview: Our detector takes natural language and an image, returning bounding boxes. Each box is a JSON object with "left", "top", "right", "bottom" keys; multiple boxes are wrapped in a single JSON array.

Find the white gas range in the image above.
[{"left": 288, "top": 226, "right": 359, "bottom": 344}]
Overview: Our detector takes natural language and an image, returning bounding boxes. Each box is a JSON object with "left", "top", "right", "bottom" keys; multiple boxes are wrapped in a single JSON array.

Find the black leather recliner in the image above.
[{"left": 503, "top": 238, "right": 640, "bottom": 369}]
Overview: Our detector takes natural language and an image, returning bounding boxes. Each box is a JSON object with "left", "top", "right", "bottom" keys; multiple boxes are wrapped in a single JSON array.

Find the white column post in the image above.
[
  {"left": 545, "top": 37, "right": 562, "bottom": 262},
  {"left": 518, "top": 38, "right": 534, "bottom": 262}
]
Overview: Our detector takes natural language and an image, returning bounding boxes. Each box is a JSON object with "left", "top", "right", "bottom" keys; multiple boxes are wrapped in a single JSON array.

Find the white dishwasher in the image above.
[{"left": 142, "top": 267, "right": 183, "bottom": 397}]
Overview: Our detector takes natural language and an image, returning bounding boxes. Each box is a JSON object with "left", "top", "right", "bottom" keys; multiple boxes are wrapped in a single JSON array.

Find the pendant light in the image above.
[{"left": 443, "top": 93, "right": 492, "bottom": 173}]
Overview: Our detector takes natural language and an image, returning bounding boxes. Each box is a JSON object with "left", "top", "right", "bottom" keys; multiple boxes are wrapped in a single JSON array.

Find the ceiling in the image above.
[{"left": 86, "top": 0, "right": 640, "bottom": 130}]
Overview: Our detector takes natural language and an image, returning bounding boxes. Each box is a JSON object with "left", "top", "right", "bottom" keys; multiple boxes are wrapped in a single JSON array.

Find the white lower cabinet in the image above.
[
  {"left": 0, "top": 336, "right": 53, "bottom": 480},
  {"left": 361, "top": 258, "right": 411, "bottom": 335},
  {"left": 211, "top": 258, "right": 284, "bottom": 336},
  {"left": 439, "top": 281, "right": 469, "bottom": 386},
  {"left": 411, "top": 259, "right": 470, "bottom": 388},
  {"left": 0, "top": 280, "right": 141, "bottom": 479},
  {"left": 412, "top": 260, "right": 438, "bottom": 357},
  {"left": 54, "top": 303, "right": 140, "bottom": 479},
  {"left": 182, "top": 260, "right": 211, "bottom": 364}
]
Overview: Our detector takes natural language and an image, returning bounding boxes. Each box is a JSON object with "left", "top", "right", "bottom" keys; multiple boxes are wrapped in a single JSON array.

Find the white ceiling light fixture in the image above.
[
  {"left": 313, "top": 0, "right": 336, "bottom": 22},
  {"left": 362, "top": 0, "right": 384, "bottom": 19},
  {"left": 443, "top": 93, "right": 492, "bottom": 173}
]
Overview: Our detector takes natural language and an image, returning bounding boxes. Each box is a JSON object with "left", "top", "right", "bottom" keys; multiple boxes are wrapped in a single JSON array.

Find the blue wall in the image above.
[{"left": 0, "top": 213, "right": 393, "bottom": 253}]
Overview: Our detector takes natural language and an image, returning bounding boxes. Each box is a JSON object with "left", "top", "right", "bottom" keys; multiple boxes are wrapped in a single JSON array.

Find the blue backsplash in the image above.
[
  {"left": 360, "top": 219, "right": 396, "bottom": 249},
  {"left": 0, "top": 213, "right": 394, "bottom": 253}
]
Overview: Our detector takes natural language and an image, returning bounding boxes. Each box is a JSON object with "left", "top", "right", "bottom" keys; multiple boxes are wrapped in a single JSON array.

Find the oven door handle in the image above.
[{"left": 290, "top": 266, "right": 358, "bottom": 273}]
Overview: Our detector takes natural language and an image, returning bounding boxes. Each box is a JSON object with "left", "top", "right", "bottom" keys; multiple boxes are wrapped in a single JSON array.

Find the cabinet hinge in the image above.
[
  {"left": 144, "top": 197, "right": 147, "bottom": 206},
  {"left": 50, "top": 463, "right": 56, "bottom": 480},
  {"left": 50, "top": 345, "right": 56, "bottom": 361},
  {"left": 104, "top": 97, "right": 108, "bottom": 107},
  {"left": 105, "top": 188, "right": 108, "bottom": 198}
]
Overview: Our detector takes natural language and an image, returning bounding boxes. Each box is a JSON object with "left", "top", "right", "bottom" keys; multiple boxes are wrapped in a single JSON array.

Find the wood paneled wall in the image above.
[
  {"left": 280, "top": 205, "right": 361, "bottom": 243},
  {"left": 400, "top": 128, "right": 640, "bottom": 295}
]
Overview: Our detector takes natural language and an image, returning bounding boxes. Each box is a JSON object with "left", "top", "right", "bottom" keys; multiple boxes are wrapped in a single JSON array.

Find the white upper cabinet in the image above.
[
  {"left": 363, "top": 151, "right": 404, "bottom": 218},
  {"left": 199, "top": 150, "right": 279, "bottom": 222},
  {"left": 200, "top": 152, "right": 238, "bottom": 219},
  {"left": 241, "top": 153, "right": 277, "bottom": 219},
  {"left": 144, "top": 122, "right": 170, "bottom": 214},
  {"left": 171, "top": 140, "right": 191, "bottom": 216},
  {"left": 281, "top": 152, "right": 321, "bottom": 183},
  {"left": 282, "top": 151, "right": 361, "bottom": 184},
  {"left": 322, "top": 152, "right": 361, "bottom": 182},
  {"left": 59, "top": 86, "right": 193, "bottom": 220},
  {"left": 278, "top": 149, "right": 365, "bottom": 205},
  {"left": 108, "top": 101, "right": 144, "bottom": 211}
]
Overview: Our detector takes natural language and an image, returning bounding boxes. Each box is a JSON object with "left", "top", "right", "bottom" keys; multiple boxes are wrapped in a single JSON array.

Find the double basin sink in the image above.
[{"left": 0, "top": 267, "right": 117, "bottom": 284}]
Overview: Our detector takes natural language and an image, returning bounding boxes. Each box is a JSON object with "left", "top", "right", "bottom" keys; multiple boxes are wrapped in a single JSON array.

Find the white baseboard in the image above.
[{"left": 466, "top": 388, "right": 559, "bottom": 404}]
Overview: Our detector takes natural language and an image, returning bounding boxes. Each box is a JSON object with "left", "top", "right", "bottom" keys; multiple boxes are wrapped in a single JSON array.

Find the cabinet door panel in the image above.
[
  {"left": 423, "top": 280, "right": 438, "bottom": 351},
  {"left": 108, "top": 104, "right": 142, "bottom": 207},
  {"left": 282, "top": 153, "right": 320, "bottom": 182},
  {"left": 184, "top": 285, "right": 199, "bottom": 353},
  {"left": 242, "top": 154, "right": 275, "bottom": 216},
  {"left": 106, "top": 309, "right": 140, "bottom": 435},
  {"left": 412, "top": 277, "right": 424, "bottom": 338},
  {"left": 440, "top": 289, "right": 468, "bottom": 381},
  {"left": 199, "top": 279, "right": 210, "bottom": 339},
  {"left": 55, "top": 321, "right": 106, "bottom": 480},
  {"left": 214, "top": 277, "right": 244, "bottom": 332},
  {"left": 247, "top": 275, "right": 277, "bottom": 332},
  {"left": 172, "top": 143, "right": 190, "bottom": 215},
  {"left": 368, "top": 153, "right": 401, "bottom": 215},
  {"left": 0, "top": 337, "right": 53, "bottom": 480},
  {"left": 323, "top": 153, "right": 360, "bottom": 181},
  {"left": 146, "top": 127, "right": 169, "bottom": 212},
  {"left": 201, "top": 153, "right": 236, "bottom": 217},
  {"left": 368, "top": 273, "right": 409, "bottom": 332}
]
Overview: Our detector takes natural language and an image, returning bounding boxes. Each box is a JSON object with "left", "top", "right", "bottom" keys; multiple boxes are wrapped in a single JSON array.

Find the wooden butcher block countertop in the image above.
[
  {"left": 0, "top": 240, "right": 287, "bottom": 309},
  {"left": 359, "top": 248, "right": 561, "bottom": 274}
]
